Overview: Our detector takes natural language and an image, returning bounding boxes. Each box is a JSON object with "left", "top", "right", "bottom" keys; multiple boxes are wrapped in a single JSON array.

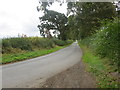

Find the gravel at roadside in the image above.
[{"left": 40, "top": 60, "right": 96, "bottom": 88}]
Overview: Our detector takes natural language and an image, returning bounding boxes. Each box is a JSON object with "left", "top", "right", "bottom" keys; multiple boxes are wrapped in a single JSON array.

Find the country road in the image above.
[{"left": 2, "top": 42, "right": 82, "bottom": 88}]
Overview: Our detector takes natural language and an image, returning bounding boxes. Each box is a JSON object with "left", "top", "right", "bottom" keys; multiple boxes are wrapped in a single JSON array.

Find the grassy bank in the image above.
[
  {"left": 2, "top": 37, "right": 73, "bottom": 64},
  {"left": 2, "top": 45, "right": 68, "bottom": 64},
  {"left": 79, "top": 43, "right": 119, "bottom": 88}
]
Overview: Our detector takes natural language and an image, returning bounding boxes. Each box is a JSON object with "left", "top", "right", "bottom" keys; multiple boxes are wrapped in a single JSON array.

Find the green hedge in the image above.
[
  {"left": 81, "top": 18, "right": 120, "bottom": 66},
  {"left": 2, "top": 37, "right": 73, "bottom": 54}
]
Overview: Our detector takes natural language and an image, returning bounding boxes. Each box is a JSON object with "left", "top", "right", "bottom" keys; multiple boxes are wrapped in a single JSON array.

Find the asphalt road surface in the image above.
[{"left": 2, "top": 42, "right": 82, "bottom": 88}]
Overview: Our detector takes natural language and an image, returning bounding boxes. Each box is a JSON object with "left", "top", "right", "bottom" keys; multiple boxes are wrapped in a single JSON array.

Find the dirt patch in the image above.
[{"left": 40, "top": 60, "right": 96, "bottom": 88}]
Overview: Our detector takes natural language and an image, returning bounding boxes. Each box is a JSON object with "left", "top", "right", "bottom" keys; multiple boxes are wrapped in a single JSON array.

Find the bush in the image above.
[
  {"left": 94, "top": 19, "right": 119, "bottom": 65},
  {"left": 65, "top": 40, "right": 73, "bottom": 45},
  {"left": 28, "top": 37, "right": 54, "bottom": 49},
  {"left": 2, "top": 37, "right": 32, "bottom": 51},
  {"left": 81, "top": 18, "right": 120, "bottom": 65},
  {"left": 2, "top": 37, "right": 72, "bottom": 54},
  {"left": 52, "top": 39, "right": 73, "bottom": 46},
  {"left": 52, "top": 39, "right": 66, "bottom": 46},
  {"left": 2, "top": 39, "right": 11, "bottom": 48}
]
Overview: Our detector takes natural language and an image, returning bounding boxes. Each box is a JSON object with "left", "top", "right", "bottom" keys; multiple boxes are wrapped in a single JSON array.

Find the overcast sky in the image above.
[{"left": 0, "top": 0, "right": 67, "bottom": 38}]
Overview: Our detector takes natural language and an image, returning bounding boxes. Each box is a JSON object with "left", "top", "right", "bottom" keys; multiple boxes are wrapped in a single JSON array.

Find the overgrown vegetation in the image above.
[
  {"left": 79, "top": 43, "right": 119, "bottom": 88},
  {"left": 79, "top": 18, "right": 119, "bottom": 88},
  {"left": 2, "top": 37, "right": 73, "bottom": 64},
  {"left": 2, "top": 37, "right": 72, "bottom": 54},
  {"left": 2, "top": 46, "right": 66, "bottom": 64},
  {"left": 81, "top": 18, "right": 120, "bottom": 70}
]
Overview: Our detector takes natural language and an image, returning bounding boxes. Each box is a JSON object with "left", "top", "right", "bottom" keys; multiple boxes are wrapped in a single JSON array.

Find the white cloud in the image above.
[{"left": 0, "top": 0, "right": 67, "bottom": 38}]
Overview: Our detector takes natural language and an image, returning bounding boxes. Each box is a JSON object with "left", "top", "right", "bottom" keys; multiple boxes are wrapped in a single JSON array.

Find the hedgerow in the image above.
[
  {"left": 81, "top": 18, "right": 120, "bottom": 67},
  {"left": 2, "top": 37, "right": 72, "bottom": 54}
]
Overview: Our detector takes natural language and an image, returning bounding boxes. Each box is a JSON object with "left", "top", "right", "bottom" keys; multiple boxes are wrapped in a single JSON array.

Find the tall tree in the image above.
[
  {"left": 67, "top": 2, "right": 117, "bottom": 39},
  {"left": 38, "top": 10, "right": 68, "bottom": 40}
]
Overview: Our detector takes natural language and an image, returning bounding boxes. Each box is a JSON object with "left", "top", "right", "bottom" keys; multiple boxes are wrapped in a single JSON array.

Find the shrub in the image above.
[
  {"left": 2, "top": 37, "right": 72, "bottom": 54},
  {"left": 65, "top": 40, "right": 73, "bottom": 45},
  {"left": 94, "top": 19, "right": 119, "bottom": 65},
  {"left": 28, "top": 37, "right": 55, "bottom": 49},
  {"left": 9, "top": 38, "right": 32, "bottom": 51},
  {"left": 36, "top": 38, "right": 54, "bottom": 48},
  {"left": 2, "top": 39, "right": 11, "bottom": 48},
  {"left": 53, "top": 39, "right": 66, "bottom": 46},
  {"left": 81, "top": 18, "right": 120, "bottom": 66}
]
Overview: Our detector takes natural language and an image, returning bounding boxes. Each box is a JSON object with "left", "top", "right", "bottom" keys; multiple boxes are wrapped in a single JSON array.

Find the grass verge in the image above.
[
  {"left": 79, "top": 43, "right": 119, "bottom": 88},
  {"left": 2, "top": 45, "right": 68, "bottom": 64}
]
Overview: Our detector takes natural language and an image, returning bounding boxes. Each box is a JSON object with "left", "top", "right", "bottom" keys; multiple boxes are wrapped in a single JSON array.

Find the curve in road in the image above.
[{"left": 2, "top": 42, "right": 82, "bottom": 88}]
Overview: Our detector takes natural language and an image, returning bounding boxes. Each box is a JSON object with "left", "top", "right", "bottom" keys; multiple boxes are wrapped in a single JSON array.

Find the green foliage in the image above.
[
  {"left": 37, "top": 2, "right": 68, "bottom": 40},
  {"left": 79, "top": 43, "right": 119, "bottom": 88},
  {"left": 10, "top": 38, "right": 32, "bottom": 51},
  {"left": 94, "top": 19, "right": 119, "bottom": 65},
  {"left": 67, "top": 15, "right": 80, "bottom": 40},
  {"left": 2, "top": 37, "right": 72, "bottom": 64},
  {"left": 2, "top": 39, "right": 11, "bottom": 47},
  {"left": 67, "top": 2, "right": 117, "bottom": 39},
  {"left": 2, "top": 46, "right": 66, "bottom": 64},
  {"left": 80, "top": 18, "right": 120, "bottom": 69},
  {"left": 52, "top": 38, "right": 73, "bottom": 46},
  {"left": 38, "top": 10, "right": 68, "bottom": 40},
  {"left": 2, "top": 37, "right": 72, "bottom": 54},
  {"left": 2, "top": 37, "right": 32, "bottom": 53},
  {"left": 37, "top": 2, "right": 53, "bottom": 13},
  {"left": 28, "top": 37, "right": 54, "bottom": 49},
  {"left": 52, "top": 39, "right": 66, "bottom": 46}
]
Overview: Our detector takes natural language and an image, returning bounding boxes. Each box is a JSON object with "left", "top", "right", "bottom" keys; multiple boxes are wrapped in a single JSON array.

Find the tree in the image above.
[
  {"left": 37, "top": 1, "right": 68, "bottom": 40},
  {"left": 37, "top": 2, "right": 53, "bottom": 13},
  {"left": 38, "top": 10, "right": 68, "bottom": 40},
  {"left": 67, "top": 2, "right": 117, "bottom": 39}
]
